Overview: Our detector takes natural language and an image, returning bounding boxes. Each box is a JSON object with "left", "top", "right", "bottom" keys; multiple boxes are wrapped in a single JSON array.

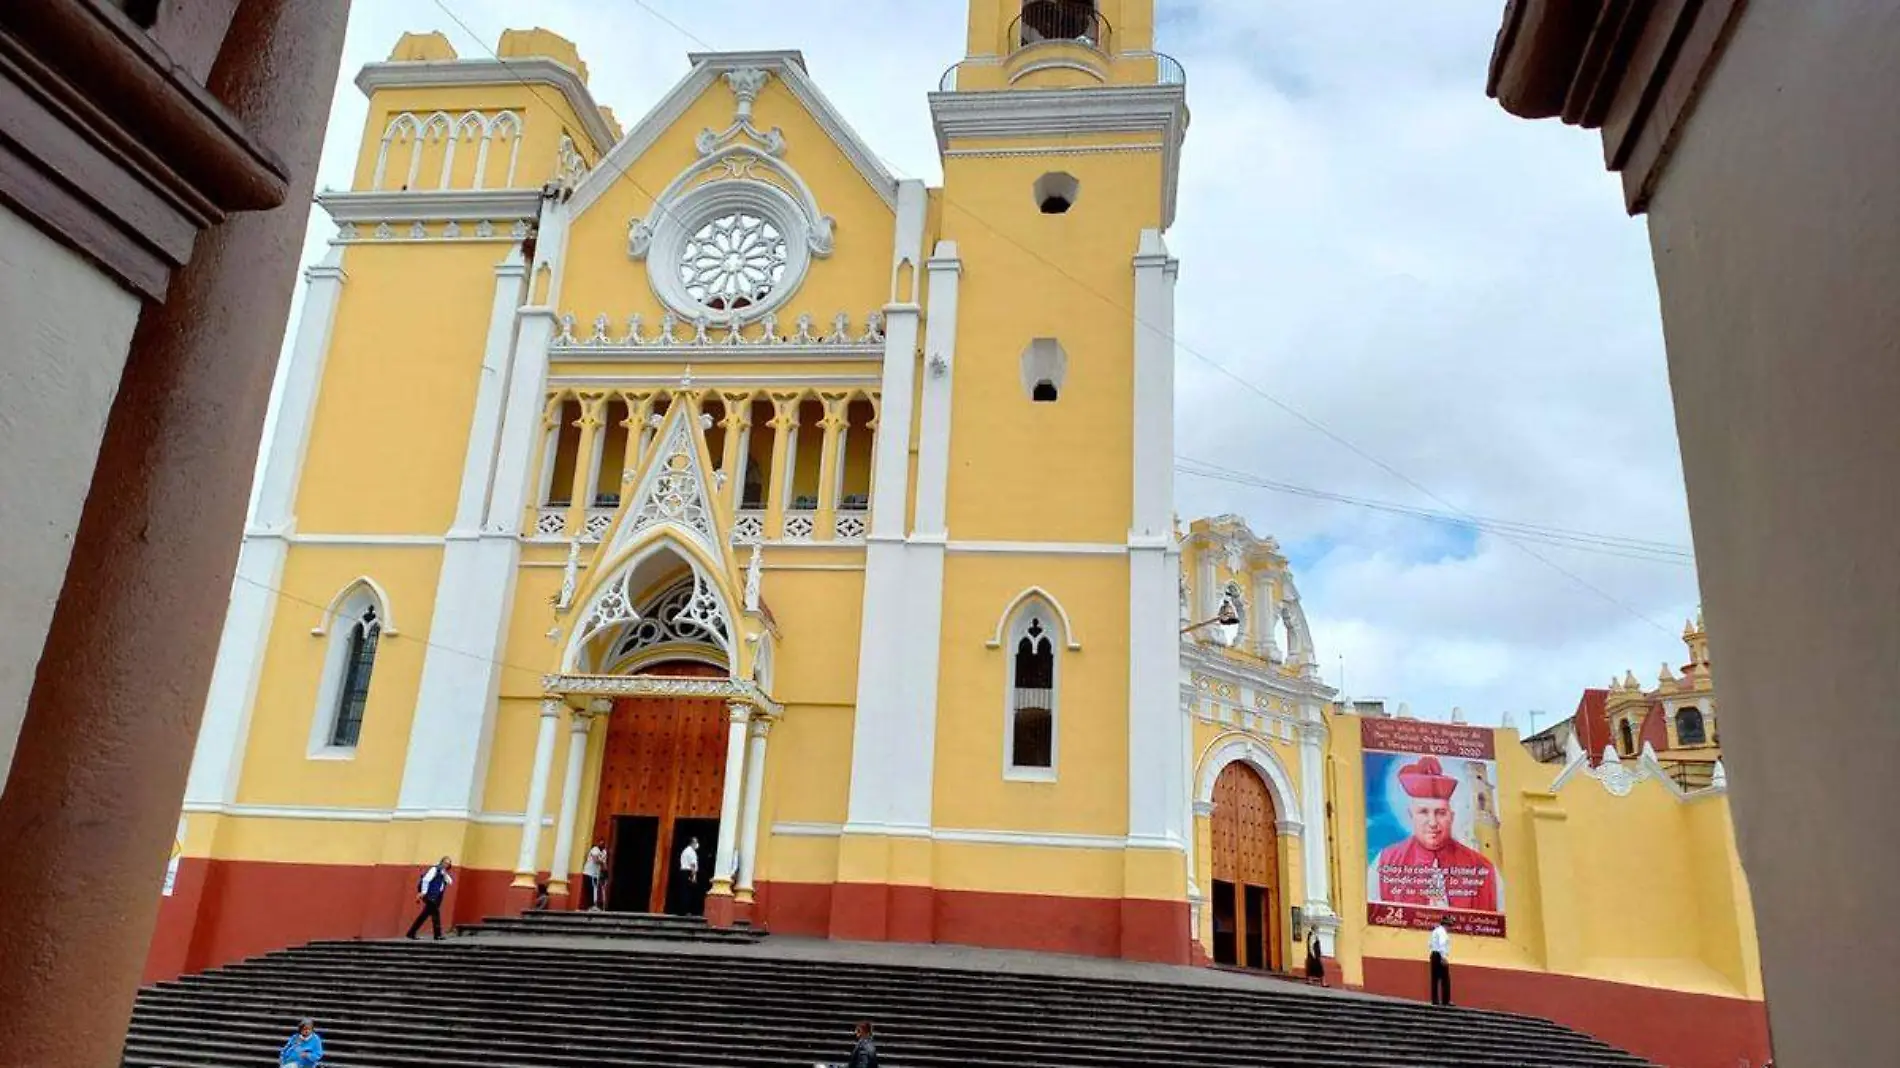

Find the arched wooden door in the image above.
[
  {"left": 1210, "top": 761, "right": 1282, "bottom": 971},
  {"left": 589, "top": 661, "right": 728, "bottom": 915}
]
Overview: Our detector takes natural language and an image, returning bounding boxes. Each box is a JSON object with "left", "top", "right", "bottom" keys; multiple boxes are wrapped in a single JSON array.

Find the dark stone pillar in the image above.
[{"left": 0, "top": 3, "right": 346, "bottom": 1065}]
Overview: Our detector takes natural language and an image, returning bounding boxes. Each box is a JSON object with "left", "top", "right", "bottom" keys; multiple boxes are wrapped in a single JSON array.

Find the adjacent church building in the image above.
[{"left": 150, "top": 8, "right": 1771, "bottom": 1065}]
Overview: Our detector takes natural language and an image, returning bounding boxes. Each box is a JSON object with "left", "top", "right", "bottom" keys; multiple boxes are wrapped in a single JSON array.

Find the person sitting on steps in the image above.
[{"left": 279, "top": 1017, "right": 323, "bottom": 1066}]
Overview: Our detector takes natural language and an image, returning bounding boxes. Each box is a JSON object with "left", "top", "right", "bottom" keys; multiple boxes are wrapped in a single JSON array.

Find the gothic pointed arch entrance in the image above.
[
  {"left": 1210, "top": 761, "right": 1283, "bottom": 971},
  {"left": 591, "top": 659, "right": 729, "bottom": 915}
]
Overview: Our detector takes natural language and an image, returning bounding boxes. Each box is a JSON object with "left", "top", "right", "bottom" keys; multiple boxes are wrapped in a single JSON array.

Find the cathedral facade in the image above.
[{"left": 151, "top": 8, "right": 1770, "bottom": 1065}]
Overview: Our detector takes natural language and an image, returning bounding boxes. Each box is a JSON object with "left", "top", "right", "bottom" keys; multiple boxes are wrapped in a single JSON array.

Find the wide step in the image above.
[{"left": 123, "top": 933, "right": 1655, "bottom": 1068}]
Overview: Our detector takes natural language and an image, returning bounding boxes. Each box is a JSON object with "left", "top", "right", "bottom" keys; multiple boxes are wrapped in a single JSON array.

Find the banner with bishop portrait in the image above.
[{"left": 1363, "top": 718, "right": 1507, "bottom": 936}]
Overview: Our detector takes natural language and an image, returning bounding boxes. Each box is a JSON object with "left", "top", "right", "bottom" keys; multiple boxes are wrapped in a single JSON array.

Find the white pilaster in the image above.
[
  {"left": 449, "top": 247, "right": 530, "bottom": 535},
  {"left": 514, "top": 698, "right": 562, "bottom": 878},
  {"left": 252, "top": 246, "right": 347, "bottom": 532},
  {"left": 1128, "top": 230, "right": 1186, "bottom": 852},
  {"left": 845, "top": 182, "right": 937, "bottom": 836},
  {"left": 186, "top": 246, "right": 347, "bottom": 807},
  {"left": 736, "top": 715, "right": 772, "bottom": 891},
  {"left": 711, "top": 701, "right": 751, "bottom": 890},
  {"left": 183, "top": 535, "right": 288, "bottom": 805},
  {"left": 912, "top": 239, "right": 960, "bottom": 541},
  {"left": 397, "top": 196, "right": 565, "bottom": 821},
  {"left": 548, "top": 702, "right": 598, "bottom": 891},
  {"left": 1298, "top": 710, "right": 1338, "bottom": 951}
]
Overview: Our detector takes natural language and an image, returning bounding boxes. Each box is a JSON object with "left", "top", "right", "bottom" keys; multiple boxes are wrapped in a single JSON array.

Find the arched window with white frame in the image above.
[
  {"left": 1006, "top": 601, "right": 1061, "bottom": 778},
  {"left": 310, "top": 582, "right": 388, "bottom": 756}
]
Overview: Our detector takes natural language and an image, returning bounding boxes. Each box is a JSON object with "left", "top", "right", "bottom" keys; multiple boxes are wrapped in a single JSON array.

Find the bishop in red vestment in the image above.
[{"left": 1371, "top": 756, "right": 1500, "bottom": 912}]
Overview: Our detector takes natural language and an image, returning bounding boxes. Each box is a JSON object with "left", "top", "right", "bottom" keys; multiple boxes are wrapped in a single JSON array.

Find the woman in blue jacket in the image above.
[{"left": 280, "top": 1018, "right": 323, "bottom": 1066}]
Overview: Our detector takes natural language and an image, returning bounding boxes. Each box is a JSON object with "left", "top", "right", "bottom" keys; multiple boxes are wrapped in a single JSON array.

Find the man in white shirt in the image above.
[
  {"left": 675, "top": 837, "right": 700, "bottom": 915},
  {"left": 1428, "top": 922, "right": 1453, "bottom": 1005},
  {"left": 582, "top": 840, "right": 608, "bottom": 911}
]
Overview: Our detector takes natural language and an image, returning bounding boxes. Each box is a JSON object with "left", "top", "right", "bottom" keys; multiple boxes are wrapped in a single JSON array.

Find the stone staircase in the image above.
[
  {"left": 123, "top": 913, "right": 1656, "bottom": 1068},
  {"left": 460, "top": 909, "right": 767, "bottom": 945}
]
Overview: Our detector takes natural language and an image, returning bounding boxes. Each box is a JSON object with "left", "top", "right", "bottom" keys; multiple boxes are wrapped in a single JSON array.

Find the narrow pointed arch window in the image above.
[
  {"left": 330, "top": 605, "right": 381, "bottom": 748},
  {"left": 1004, "top": 599, "right": 1065, "bottom": 778},
  {"left": 310, "top": 583, "right": 389, "bottom": 756}
]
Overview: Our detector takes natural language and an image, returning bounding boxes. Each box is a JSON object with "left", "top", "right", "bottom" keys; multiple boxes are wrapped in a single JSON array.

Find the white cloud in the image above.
[{"left": 273, "top": 1, "right": 1700, "bottom": 727}]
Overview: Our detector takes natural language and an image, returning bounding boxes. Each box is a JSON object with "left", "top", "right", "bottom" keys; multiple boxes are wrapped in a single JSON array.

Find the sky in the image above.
[{"left": 271, "top": 1, "right": 1700, "bottom": 732}]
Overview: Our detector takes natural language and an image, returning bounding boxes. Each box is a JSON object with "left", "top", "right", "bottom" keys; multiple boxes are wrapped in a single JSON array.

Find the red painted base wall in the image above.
[
  {"left": 1361, "top": 957, "right": 1772, "bottom": 1068},
  {"left": 145, "top": 862, "right": 1770, "bottom": 1068}
]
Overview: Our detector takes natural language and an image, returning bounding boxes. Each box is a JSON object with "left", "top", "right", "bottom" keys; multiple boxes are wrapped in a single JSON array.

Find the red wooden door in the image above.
[{"left": 590, "top": 663, "right": 729, "bottom": 913}]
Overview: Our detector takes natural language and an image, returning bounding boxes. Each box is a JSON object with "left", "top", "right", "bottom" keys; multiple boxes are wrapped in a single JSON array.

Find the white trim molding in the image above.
[
  {"left": 770, "top": 822, "right": 1134, "bottom": 852},
  {"left": 986, "top": 586, "right": 1083, "bottom": 651},
  {"left": 948, "top": 540, "right": 1125, "bottom": 556},
  {"left": 1195, "top": 731, "right": 1301, "bottom": 823},
  {"left": 309, "top": 576, "right": 400, "bottom": 636},
  {"left": 571, "top": 50, "right": 897, "bottom": 219},
  {"left": 355, "top": 57, "right": 615, "bottom": 153},
  {"left": 928, "top": 84, "right": 1188, "bottom": 227},
  {"left": 317, "top": 188, "right": 544, "bottom": 225}
]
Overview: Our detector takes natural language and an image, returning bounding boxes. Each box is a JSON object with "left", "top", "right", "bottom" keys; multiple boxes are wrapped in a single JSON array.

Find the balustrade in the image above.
[{"left": 523, "top": 385, "right": 880, "bottom": 544}]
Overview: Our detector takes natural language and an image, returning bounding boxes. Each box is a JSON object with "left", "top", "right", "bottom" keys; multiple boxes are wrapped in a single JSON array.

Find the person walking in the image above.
[
  {"left": 583, "top": 839, "right": 608, "bottom": 911},
  {"left": 675, "top": 836, "right": 700, "bottom": 915},
  {"left": 824, "top": 1020, "right": 877, "bottom": 1068},
  {"left": 279, "top": 1017, "right": 323, "bottom": 1066},
  {"left": 1304, "top": 926, "right": 1326, "bottom": 985},
  {"left": 405, "top": 856, "right": 454, "bottom": 940},
  {"left": 1428, "top": 921, "right": 1453, "bottom": 1006}
]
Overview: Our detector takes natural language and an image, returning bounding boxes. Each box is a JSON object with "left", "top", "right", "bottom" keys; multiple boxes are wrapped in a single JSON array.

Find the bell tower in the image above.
[{"left": 906, "top": 0, "right": 1191, "bottom": 958}]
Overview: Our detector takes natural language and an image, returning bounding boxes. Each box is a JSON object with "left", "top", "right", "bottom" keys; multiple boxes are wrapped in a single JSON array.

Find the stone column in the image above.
[
  {"left": 704, "top": 699, "right": 752, "bottom": 925},
  {"left": 547, "top": 700, "right": 603, "bottom": 896},
  {"left": 813, "top": 393, "right": 850, "bottom": 539},
  {"left": 0, "top": 3, "right": 347, "bottom": 1065},
  {"left": 1297, "top": 714, "right": 1337, "bottom": 953},
  {"left": 513, "top": 698, "right": 562, "bottom": 886},
  {"left": 718, "top": 391, "right": 752, "bottom": 509},
  {"left": 762, "top": 394, "right": 799, "bottom": 539},
  {"left": 736, "top": 715, "right": 774, "bottom": 897},
  {"left": 563, "top": 392, "right": 607, "bottom": 535}
]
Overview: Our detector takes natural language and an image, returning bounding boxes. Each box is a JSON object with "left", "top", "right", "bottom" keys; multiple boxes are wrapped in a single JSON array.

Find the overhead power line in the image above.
[{"left": 429, "top": 0, "right": 1683, "bottom": 637}]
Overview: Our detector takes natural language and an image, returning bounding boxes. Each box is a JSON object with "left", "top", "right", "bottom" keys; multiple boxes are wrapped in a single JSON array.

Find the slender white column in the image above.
[
  {"left": 1297, "top": 712, "right": 1338, "bottom": 952},
  {"left": 396, "top": 200, "right": 564, "bottom": 823},
  {"left": 710, "top": 701, "right": 752, "bottom": 891},
  {"left": 547, "top": 702, "right": 599, "bottom": 892},
  {"left": 1127, "top": 229, "right": 1186, "bottom": 851},
  {"left": 736, "top": 716, "right": 773, "bottom": 892},
  {"left": 912, "top": 240, "right": 961, "bottom": 540},
  {"left": 514, "top": 698, "right": 563, "bottom": 880},
  {"left": 187, "top": 245, "right": 347, "bottom": 808},
  {"left": 252, "top": 245, "right": 348, "bottom": 532},
  {"left": 449, "top": 247, "right": 529, "bottom": 536}
]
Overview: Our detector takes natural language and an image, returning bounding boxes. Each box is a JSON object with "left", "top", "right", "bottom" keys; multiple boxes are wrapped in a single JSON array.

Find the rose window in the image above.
[{"left": 678, "top": 211, "right": 787, "bottom": 312}]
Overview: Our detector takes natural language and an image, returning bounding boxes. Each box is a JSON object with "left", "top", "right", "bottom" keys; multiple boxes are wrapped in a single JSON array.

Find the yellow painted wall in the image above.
[
  {"left": 295, "top": 241, "right": 507, "bottom": 534},
  {"left": 932, "top": 555, "right": 1129, "bottom": 839},
  {"left": 1330, "top": 716, "right": 1765, "bottom": 1000},
  {"left": 558, "top": 79, "right": 897, "bottom": 336},
  {"left": 234, "top": 545, "right": 443, "bottom": 809},
  {"left": 937, "top": 146, "right": 1161, "bottom": 544}
]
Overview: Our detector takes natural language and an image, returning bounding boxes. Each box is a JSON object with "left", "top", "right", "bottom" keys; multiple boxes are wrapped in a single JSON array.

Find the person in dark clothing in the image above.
[
  {"left": 845, "top": 1020, "right": 878, "bottom": 1068},
  {"left": 1304, "top": 926, "right": 1326, "bottom": 985},
  {"left": 405, "top": 856, "right": 453, "bottom": 940}
]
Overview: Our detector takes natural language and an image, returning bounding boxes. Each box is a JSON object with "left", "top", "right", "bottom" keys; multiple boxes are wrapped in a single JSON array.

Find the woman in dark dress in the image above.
[{"left": 1304, "top": 927, "right": 1326, "bottom": 985}]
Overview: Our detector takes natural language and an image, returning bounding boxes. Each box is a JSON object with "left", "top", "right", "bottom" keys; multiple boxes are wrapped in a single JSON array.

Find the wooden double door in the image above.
[
  {"left": 1210, "top": 761, "right": 1283, "bottom": 971},
  {"left": 589, "top": 665, "right": 729, "bottom": 915}
]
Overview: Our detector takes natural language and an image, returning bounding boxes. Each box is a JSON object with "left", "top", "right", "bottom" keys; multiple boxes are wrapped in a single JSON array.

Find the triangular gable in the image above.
[
  {"left": 567, "top": 49, "right": 898, "bottom": 219},
  {"left": 603, "top": 398, "right": 730, "bottom": 566},
  {"left": 561, "top": 396, "right": 744, "bottom": 675}
]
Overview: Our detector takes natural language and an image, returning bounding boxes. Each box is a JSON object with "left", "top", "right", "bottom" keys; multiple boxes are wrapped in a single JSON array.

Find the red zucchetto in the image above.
[{"left": 1397, "top": 756, "right": 1459, "bottom": 800}]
